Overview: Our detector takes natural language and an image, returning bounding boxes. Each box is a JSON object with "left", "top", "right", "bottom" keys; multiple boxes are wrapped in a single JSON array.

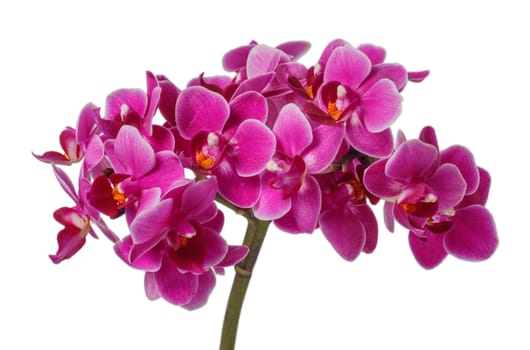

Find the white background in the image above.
[{"left": 1, "top": 1, "right": 528, "bottom": 349}]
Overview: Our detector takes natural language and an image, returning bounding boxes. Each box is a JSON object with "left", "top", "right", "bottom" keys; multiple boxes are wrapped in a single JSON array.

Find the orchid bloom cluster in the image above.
[{"left": 34, "top": 39, "right": 498, "bottom": 309}]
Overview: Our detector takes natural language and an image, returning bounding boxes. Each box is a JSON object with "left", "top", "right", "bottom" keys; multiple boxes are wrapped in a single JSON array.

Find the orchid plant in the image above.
[{"left": 34, "top": 39, "right": 498, "bottom": 349}]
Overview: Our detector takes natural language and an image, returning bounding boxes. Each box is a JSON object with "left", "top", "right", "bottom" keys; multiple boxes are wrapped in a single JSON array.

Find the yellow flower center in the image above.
[
  {"left": 196, "top": 151, "right": 216, "bottom": 169},
  {"left": 327, "top": 102, "right": 343, "bottom": 120}
]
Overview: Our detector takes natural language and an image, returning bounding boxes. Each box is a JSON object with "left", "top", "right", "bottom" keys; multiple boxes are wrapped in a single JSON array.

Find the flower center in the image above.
[
  {"left": 327, "top": 102, "right": 343, "bottom": 120},
  {"left": 196, "top": 151, "right": 216, "bottom": 169}
]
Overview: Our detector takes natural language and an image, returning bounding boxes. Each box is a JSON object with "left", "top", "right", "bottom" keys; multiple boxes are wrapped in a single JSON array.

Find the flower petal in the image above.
[
  {"left": 360, "top": 78, "right": 402, "bottom": 133},
  {"left": 302, "top": 125, "right": 343, "bottom": 174},
  {"left": 215, "top": 162, "right": 261, "bottom": 208},
  {"left": 176, "top": 86, "right": 229, "bottom": 139},
  {"left": 385, "top": 139, "right": 438, "bottom": 182},
  {"left": 344, "top": 115, "right": 394, "bottom": 157},
  {"left": 428, "top": 163, "right": 466, "bottom": 212},
  {"left": 154, "top": 258, "right": 199, "bottom": 306},
  {"left": 324, "top": 46, "right": 371, "bottom": 88},
  {"left": 273, "top": 103, "right": 312, "bottom": 157},
  {"left": 409, "top": 231, "right": 448, "bottom": 269},
  {"left": 231, "top": 119, "right": 276, "bottom": 177},
  {"left": 275, "top": 175, "right": 321, "bottom": 233},
  {"left": 441, "top": 145, "right": 480, "bottom": 195},
  {"left": 182, "top": 270, "right": 216, "bottom": 310},
  {"left": 113, "top": 125, "right": 156, "bottom": 178},
  {"left": 444, "top": 205, "right": 498, "bottom": 261},
  {"left": 320, "top": 207, "right": 366, "bottom": 261}
]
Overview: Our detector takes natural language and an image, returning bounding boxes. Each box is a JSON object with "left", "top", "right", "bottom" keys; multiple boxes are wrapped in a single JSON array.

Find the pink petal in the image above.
[
  {"left": 352, "top": 204, "right": 378, "bottom": 253},
  {"left": 345, "top": 116, "right": 394, "bottom": 158},
  {"left": 105, "top": 88, "right": 147, "bottom": 119},
  {"left": 231, "top": 119, "right": 276, "bottom": 177},
  {"left": 224, "top": 91, "right": 268, "bottom": 136},
  {"left": 409, "top": 231, "right": 448, "bottom": 269},
  {"left": 253, "top": 173, "right": 292, "bottom": 220},
  {"left": 154, "top": 258, "right": 199, "bottom": 306},
  {"left": 130, "top": 198, "right": 173, "bottom": 244},
  {"left": 76, "top": 103, "right": 99, "bottom": 146},
  {"left": 363, "top": 159, "right": 405, "bottom": 198},
  {"left": 49, "top": 226, "right": 87, "bottom": 264},
  {"left": 176, "top": 86, "right": 229, "bottom": 139},
  {"left": 383, "top": 201, "right": 395, "bottom": 232},
  {"left": 441, "top": 145, "right": 480, "bottom": 195},
  {"left": 182, "top": 270, "right": 216, "bottom": 310},
  {"left": 357, "top": 43, "right": 386, "bottom": 65},
  {"left": 458, "top": 167, "right": 491, "bottom": 208},
  {"left": 217, "top": 246, "right": 249, "bottom": 267},
  {"left": 419, "top": 126, "right": 439, "bottom": 149},
  {"left": 275, "top": 175, "right": 321, "bottom": 233},
  {"left": 246, "top": 44, "right": 281, "bottom": 78},
  {"left": 444, "top": 205, "right": 498, "bottom": 261},
  {"left": 428, "top": 163, "right": 466, "bottom": 212},
  {"left": 113, "top": 125, "right": 156, "bottom": 178},
  {"left": 170, "top": 228, "right": 228, "bottom": 274},
  {"left": 222, "top": 43, "right": 254, "bottom": 72},
  {"left": 144, "top": 272, "right": 160, "bottom": 300},
  {"left": 360, "top": 78, "right": 402, "bottom": 133},
  {"left": 180, "top": 178, "right": 218, "bottom": 217},
  {"left": 273, "top": 103, "right": 312, "bottom": 157},
  {"left": 302, "top": 125, "right": 343, "bottom": 174},
  {"left": 84, "top": 135, "right": 104, "bottom": 171},
  {"left": 215, "top": 162, "right": 261, "bottom": 208},
  {"left": 276, "top": 41, "right": 311, "bottom": 60},
  {"left": 320, "top": 207, "right": 366, "bottom": 261},
  {"left": 324, "top": 46, "right": 371, "bottom": 89},
  {"left": 385, "top": 139, "right": 438, "bottom": 182},
  {"left": 52, "top": 165, "right": 79, "bottom": 203}
]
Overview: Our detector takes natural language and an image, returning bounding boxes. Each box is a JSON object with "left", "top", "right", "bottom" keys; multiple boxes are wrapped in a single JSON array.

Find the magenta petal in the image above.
[
  {"left": 357, "top": 43, "right": 386, "bottom": 65},
  {"left": 180, "top": 178, "right": 218, "bottom": 217},
  {"left": 222, "top": 44, "right": 254, "bottom": 72},
  {"left": 246, "top": 44, "right": 281, "bottom": 78},
  {"left": 419, "top": 126, "right": 439, "bottom": 149},
  {"left": 385, "top": 139, "right": 438, "bottom": 182},
  {"left": 130, "top": 151, "right": 184, "bottom": 194},
  {"left": 215, "top": 162, "right": 261, "bottom": 208},
  {"left": 32, "top": 151, "right": 70, "bottom": 165},
  {"left": 114, "top": 236, "right": 164, "bottom": 272},
  {"left": 49, "top": 226, "right": 87, "bottom": 264},
  {"left": 276, "top": 41, "right": 311, "bottom": 60},
  {"left": 276, "top": 175, "right": 321, "bottom": 233},
  {"left": 113, "top": 125, "right": 156, "bottom": 178},
  {"left": 324, "top": 46, "right": 371, "bottom": 88},
  {"left": 84, "top": 136, "right": 104, "bottom": 171},
  {"left": 352, "top": 204, "right": 378, "bottom": 253},
  {"left": 231, "top": 120, "right": 276, "bottom": 177},
  {"left": 253, "top": 174, "right": 291, "bottom": 220},
  {"left": 182, "top": 270, "right": 216, "bottom": 310},
  {"left": 345, "top": 116, "right": 394, "bottom": 157},
  {"left": 408, "top": 70, "right": 430, "bottom": 82},
  {"left": 274, "top": 103, "right": 312, "bottom": 157},
  {"left": 144, "top": 272, "right": 160, "bottom": 300},
  {"left": 361, "top": 79, "right": 402, "bottom": 133},
  {"left": 231, "top": 73, "right": 274, "bottom": 99},
  {"left": 363, "top": 160, "right": 405, "bottom": 198},
  {"left": 409, "top": 231, "right": 448, "bottom": 269},
  {"left": 105, "top": 88, "right": 147, "bottom": 119},
  {"left": 217, "top": 245, "right": 249, "bottom": 267},
  {"left": 154, "top": 258, "right": 199, "bottom": 305},
  {"left": 444, "top": 205, "right": 498, "bottom": 261},
  {"left": 320, "top": 208, "right": 366, "bottom": 261},
  {"left": 130, "top": 198, "right": 173, "bottom": 244},
  {"left": 428, "top": 163, "right": 466, "bottom": 211},
  {"left": 441, "top": 145, "right": 480, "bottom": 195},
  {"left": 176, "top": 86, "right": 229, "bottom": 139},
  {"left": 302, "top": 125, "right": 343, "bottom": 174},
  {"left": 170, "top": 228, "right": 228, "bottom": 274},
  {"left": 383, "top": 201, "right": 395, "bottom": 232},
  {"left": 76, "top": 103, "right": 99, "bottom": 146},
  {"left": 227, "top": 91, "right": 268, "bottom": 129},
  {"left": 458, "top": 167, "right": 491, "bottom": 208},
  {"left": 52, "top": 165, "right": 78, "bottom": 202}
]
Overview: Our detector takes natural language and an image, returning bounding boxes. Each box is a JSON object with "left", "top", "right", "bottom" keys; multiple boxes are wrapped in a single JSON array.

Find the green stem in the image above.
[{"left": 219, "top": 216, "right": 270, "bottom": 350}]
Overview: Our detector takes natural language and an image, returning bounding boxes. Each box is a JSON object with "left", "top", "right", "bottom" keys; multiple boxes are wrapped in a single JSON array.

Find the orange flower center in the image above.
[
  {"left": 327, "top": 102, "right": 343, "bottom": 120},
  {"left": 196, "top": 151, "right": 216, "bottom": 169}
]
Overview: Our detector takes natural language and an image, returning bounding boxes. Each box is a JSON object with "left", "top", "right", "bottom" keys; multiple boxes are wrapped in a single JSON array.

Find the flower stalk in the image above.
[{"left": 220, "top": 216, "right": 270, "bottom": 350}]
